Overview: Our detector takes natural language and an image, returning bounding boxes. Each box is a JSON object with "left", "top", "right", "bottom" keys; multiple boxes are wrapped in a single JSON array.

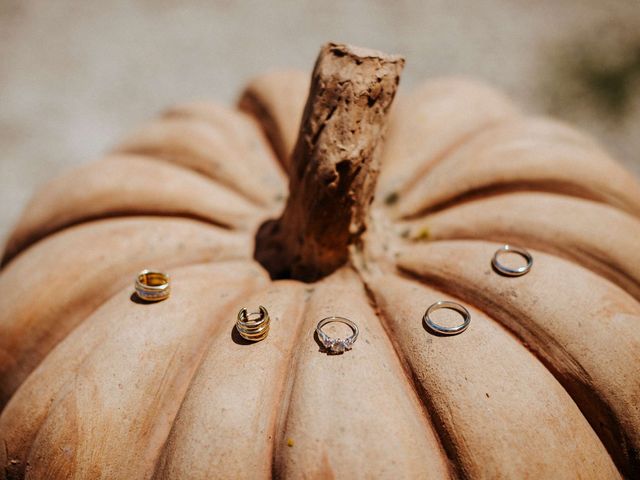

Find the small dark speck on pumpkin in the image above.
[
  {"left": 486, "top": 392, "right": 490, "bottom": 398},
  {"left": 384, "top": 192, "right": 399, "bottom": 205}
]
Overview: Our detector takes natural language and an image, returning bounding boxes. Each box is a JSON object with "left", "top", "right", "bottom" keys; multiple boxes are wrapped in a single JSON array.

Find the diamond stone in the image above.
[{"left": 331, "top": 340, "right": 347, "bottom": 353}]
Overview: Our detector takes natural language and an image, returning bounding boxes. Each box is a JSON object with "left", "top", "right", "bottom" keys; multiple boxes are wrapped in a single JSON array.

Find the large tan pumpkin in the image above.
[{"left": 1, "top": 43, "right": 639, "bottom": 479}]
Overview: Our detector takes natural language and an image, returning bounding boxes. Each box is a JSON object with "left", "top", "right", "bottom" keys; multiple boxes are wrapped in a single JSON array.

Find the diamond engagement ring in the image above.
[{"left": 316, "top": 316, "right": 359, "bottom": 354}]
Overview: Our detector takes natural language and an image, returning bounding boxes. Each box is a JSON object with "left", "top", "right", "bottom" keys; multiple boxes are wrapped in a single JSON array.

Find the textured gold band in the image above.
[{"left": 135, "top": 270, "right": 170, "bottom": 302}]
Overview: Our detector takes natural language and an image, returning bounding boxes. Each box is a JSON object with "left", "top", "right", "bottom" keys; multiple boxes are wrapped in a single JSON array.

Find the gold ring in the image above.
[
  {"left": 236, "top": 306, "right": 270, "bottom": 342},
  {"left": 135, "top": 270, "right": 170, "bottom": 302}
]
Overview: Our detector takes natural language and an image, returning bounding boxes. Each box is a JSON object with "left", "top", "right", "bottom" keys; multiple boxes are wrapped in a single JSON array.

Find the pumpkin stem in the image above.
[{"left": 255, "top": 43, "right": 404, "bottom": 281}]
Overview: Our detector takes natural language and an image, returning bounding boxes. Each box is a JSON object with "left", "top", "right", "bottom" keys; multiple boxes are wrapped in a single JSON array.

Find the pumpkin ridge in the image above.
[
  {"left": 0, "top": 246, "right": 254, "bottom": 409},
  {"left": 270, "top": 268, "right": 451, "bottom": 477},
  {"left": 150, "top": 281, "right": 308, "bottom": 477},
  {"left": 4, "top": 262, "right": 268, "bottom": 478},
  {"left": 163, "top": 101, "right": 288, "bottom": 181},
  {"left": 369, "top": 77, "right": 521, "bottom": 203},
  {"left": 402, "top": 192, "right": 640, "bottom": 301},
  {"left": 396, "top": 244, "right": 639, "bottom": 476},
  {"left": 396, "top": 266, "right": 631, "bottom": 477},
  {"left": 396, "top": 179, "right": 640, "bottom": 221},
  {"left": 358, "top": 277, "right": 459, "bottom": 479},
  {"left": 116, "top": 116, "right": 283, "bottom": 207},
  {"left": 0, "top": 261, "right": 263, "bottom": 462},
  {"left": 3, "top": 212, "right": 239, "bottom": 270},
  {"left": 368, "top": 272, "right": 621, "bottom": 478},
  {"left": 238, "top": 70, "right": 309, "bottom": 173},
  {"left": 21, "top": 364, "right": 82, "bottom": 477},
  {"left": 365, "top": 269, "right": 607, "bottom": 478},
  {"left": 385, "top": 116, "right": 513, "bottom": 202},
  {"left": 392, "top": 117, "right": 640, "bottom": 220},
  {"left": 1, "top": 154, "right": 263, "bottom": 267},
  {"left": 4, "top": 275, "right": 151, "bottom": 477},
  {"left": 410, "top": 232, "right": 640, "bottom": 303},
  {"left": 238, "top": 88, "right": 294, "bottom": 172},
  {"left": 149, "top": 291, "right": 269, "bottom": 479},
  {"left": 268, "top": 283, "right": 313, "bottom": 478}
]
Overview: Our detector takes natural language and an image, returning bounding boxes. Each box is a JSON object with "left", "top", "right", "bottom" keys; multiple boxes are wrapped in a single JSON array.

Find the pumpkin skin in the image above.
[{"left": 1, "top": 45, "right": 640, "bottom": 480}]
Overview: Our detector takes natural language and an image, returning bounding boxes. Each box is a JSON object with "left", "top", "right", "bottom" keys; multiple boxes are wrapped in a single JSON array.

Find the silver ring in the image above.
[
  {"left": 134, "top": 269, "right": 170, "bottom": 302},
  {"left": 492, "top": 244, "right": 533, "bottom": 277},
  {"left": 423, "top": 301, "right": 471, "bottom": 335},
  {"left": 316, "top": 316, "right": 359, "bottom": 354}
]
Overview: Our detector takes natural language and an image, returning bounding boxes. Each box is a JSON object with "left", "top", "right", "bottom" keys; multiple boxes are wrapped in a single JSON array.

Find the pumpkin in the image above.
[{"left": 1, "top": 42, "right": 639, "bottom": 479}]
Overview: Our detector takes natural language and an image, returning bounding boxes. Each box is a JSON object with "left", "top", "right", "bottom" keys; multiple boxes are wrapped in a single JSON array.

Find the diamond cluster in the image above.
[{"left": 322, "top": 337, "right": 353, "bottom": 354}]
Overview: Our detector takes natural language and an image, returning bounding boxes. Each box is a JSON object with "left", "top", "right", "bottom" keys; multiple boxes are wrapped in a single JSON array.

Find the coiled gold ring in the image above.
[
  {"left": 236, "top": 305, "right": 270, "bottom": 342},
  {"left": 135, "top": 270, "right": 170, "bottom": 302}
]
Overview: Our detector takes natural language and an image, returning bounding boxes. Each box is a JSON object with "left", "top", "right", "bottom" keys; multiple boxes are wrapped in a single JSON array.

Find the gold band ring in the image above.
[
  {"left": 236, "top": 305, "right": 270, "bottom": 342},
  {"left": 135, "top": 270, "right": 170, "bottom": 302}
]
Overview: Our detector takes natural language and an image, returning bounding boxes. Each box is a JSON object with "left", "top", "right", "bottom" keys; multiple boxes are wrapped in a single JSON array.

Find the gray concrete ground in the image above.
[{"left": 1, "top": 0, "right": 639, "bottom": 245}]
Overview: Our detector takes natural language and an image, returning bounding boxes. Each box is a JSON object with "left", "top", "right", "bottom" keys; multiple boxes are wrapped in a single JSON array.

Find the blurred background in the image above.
[{"left": 1, "top": 0, "right": 639, "bottom": 243}]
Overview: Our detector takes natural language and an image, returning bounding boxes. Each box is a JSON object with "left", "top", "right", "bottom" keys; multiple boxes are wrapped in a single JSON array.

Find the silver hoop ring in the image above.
[
  {"left": 492, "top": 245, "right": 533, "bottom": 277},
  {"left": 316, "top": 317, "right": 359, "bottom": 354},
  {"left": 135, "top": 269, "right": 170, "bottom": 302},
  {"left": 423, "top": 301, "right": 471, "bottom": 335},
  {"left": 236, "top": 305, "right": 270, "bottom": 342}
]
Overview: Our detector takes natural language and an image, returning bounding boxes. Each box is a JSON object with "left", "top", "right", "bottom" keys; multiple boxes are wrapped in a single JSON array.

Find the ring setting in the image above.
[
  {"left": 134, "top": 270, "right": 170, "bottom": 302},
  {"left": 316, "top": 316, "right": 359, "bottom": 354}
]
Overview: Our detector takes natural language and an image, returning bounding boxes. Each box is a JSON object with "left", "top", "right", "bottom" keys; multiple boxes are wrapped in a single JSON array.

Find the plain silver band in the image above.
[
  {"left": 316, "top": 316, "right": 359, "bottom": 344},
  {"left": 423, "top": 301, "right": 471, "bottom": 335},
  {"left": 492, "top": 245, "right": 533, "bottom": 277}
]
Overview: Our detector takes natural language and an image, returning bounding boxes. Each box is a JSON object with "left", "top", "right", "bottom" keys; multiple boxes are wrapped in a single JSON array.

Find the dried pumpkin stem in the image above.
[{"left": 255, "top": 43, "right": 404, "bottom": 281}]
